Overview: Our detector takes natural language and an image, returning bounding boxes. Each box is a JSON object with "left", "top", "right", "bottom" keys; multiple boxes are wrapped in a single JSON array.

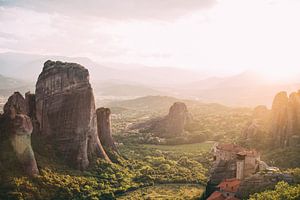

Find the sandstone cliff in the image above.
[
  {"left": 269, "top": 90, "right": 300, "bottom": 147},
  {"left": 133, "top": 102, "right": 192, "bottom": 138},
  {"left": 0, "top": 92, "right": 39, "bottom": 176},
  {"left": 96, "top": 107, "right": 117, "bottom": 151},
  {"left": 35, "top": 60, "right": 110, "bottom": 170}
]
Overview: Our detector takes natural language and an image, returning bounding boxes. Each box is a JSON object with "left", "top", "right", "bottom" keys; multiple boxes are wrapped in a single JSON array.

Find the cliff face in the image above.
[
  {"left": 269, "top": 90, "right": 300, "bottom": 147},
  {"left": 96, "top": 107, "right": 117, "bottom": 151},
  {"left": 35, "top": 60, "right": 109, "bottom": 170},
  {"left": 163, "top": 102, "right": 190, "bottom": 137},
  {"left": 0, "top": 92, "right": 39, "bottom": 176},
  {"left": 270, "top": 92, "right": 289, "bottom": 147}
]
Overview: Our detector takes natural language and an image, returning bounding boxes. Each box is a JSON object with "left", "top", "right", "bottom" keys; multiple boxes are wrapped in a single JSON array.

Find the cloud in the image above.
[{"left": 0, "top": 0, "right": 216, "bottom": 20}]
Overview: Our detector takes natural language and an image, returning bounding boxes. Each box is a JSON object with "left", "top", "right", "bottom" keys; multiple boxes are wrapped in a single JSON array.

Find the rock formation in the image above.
[
  {"left": 253, "top": 105, "right": 270, "bottom": 121},
  {"left": 269, "top": 90, "right": 300, "bottom": 147},
  {"left": 163, "top": 102, "right": 190, "bottom": 137},
  {"left": 35, "top": 60, "right": 110, "bottom": 170},
  {"left": 287, "top": 91, "right": 300, "bottom": 146},
  {"left": 243, "top": 105, "right": 270, "bottom": 144},
  {"left": 133, "top": 102, "right": 192, "bottom": 138},
  {"left": 96, "top": 107, "right": 117, "bottom": 151},
  {"left": 0, "top": 92, "right": 39, "bottom": 176},
  {"left": 270, "top": 91, "right": 289, "bottom": 147},
  {"left": 25, "top": 92, "right": 40, "bottom": 135}
]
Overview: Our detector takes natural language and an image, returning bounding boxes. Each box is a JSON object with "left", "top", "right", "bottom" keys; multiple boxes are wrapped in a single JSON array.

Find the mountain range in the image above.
[{"left": 0, "top": 52, "right": 299, "bottom": 107}]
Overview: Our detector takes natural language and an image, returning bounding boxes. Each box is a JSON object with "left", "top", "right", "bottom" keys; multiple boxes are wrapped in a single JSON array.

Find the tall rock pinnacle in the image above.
[
  {"left": 96, "top": 107, "right": 117, "bottom": 151},
  {"left": 35, "top": 60, "right": 110, "bottom": 170}
]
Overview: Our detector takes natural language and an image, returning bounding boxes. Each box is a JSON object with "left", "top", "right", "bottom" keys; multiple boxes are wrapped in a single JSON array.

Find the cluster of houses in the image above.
[{"left": 207, "top": 143, "right": 265, "bottom": 200}]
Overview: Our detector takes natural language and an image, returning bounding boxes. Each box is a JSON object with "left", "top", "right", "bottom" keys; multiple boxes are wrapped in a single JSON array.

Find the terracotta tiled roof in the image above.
[
  {"left": 218, "top": 178, "right": 241, "bottom": 193},
  {"left": 207, "top": 191, "right": 226, "bottom": 200},
  {"left": 207, "top": 191, "right": 240, "bottom": 200}
]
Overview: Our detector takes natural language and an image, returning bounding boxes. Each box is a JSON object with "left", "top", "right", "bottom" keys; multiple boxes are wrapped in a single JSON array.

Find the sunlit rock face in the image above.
[
  {"left": 96, "top": 107, "right": 117, "bottom": 151},
  {"left": 269, "top": 90, "right": 300, "bottom": 147},
  {"left": 162, "top": 102, "right": 191, "bottom": 137},
  {"left": 165, "top": 102, "right": 189, "bottom": 135},
  {"left": 0, "top": 92, "right": 39, "bottom": 176},
  {"left": 131, "top": 102, "right": 192, "bottom": 138},
  {"left": 35, "top": 60, "right": 109, "bottom": 170},
  {"left": 270, "top": 91, "right": 289, "bottom": 147},
  {"left": 287, "top": 91, "right": 300, "bottom": 138}
]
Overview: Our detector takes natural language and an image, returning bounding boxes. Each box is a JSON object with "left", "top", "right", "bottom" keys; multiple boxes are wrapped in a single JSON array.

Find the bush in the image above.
[{"left": 249, "top": 181, "right": 300, "bottom": 200}]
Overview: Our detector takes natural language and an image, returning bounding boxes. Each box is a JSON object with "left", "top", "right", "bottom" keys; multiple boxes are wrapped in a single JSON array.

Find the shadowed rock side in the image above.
[
  {"left": 35, "top": 60, "right": 110, "bottom": 170},
  {"left": 96, "top": 107, "right": 117, "bottom": 151},
  {"left": 0, "top": 92, "right": 39, "bottom": 176},
  {"left": 25, "top": 92, "right": 40, "bottom": 135}
]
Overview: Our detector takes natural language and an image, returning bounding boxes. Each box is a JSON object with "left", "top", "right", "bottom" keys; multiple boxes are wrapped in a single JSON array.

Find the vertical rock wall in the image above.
[
  {"left": 0, "top": 92, "right": 39, "bottom": 176},
  {"left": 35, "top": 60, "right": 109, "bottom": 170},
  {"left": 96, "top": 107, "right": 117, "bottom": 151}
]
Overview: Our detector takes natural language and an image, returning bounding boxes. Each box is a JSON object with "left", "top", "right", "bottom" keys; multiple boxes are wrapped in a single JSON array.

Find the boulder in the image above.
[
  {"left": 96, "top": 107, "right": 117, "bottom": 151},
  {"left": 35, "top": 60, "right": 110, "bottom": 170}
]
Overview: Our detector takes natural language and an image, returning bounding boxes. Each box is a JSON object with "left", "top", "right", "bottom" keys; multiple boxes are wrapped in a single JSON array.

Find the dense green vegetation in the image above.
[
  {"left": 249, "top": 181, "right": 300, "bottom": 200},
  {"left": 0, "top": 141, "right": 213, "bottom": 200},
  {"left": 108, "top": 96, "right": 252, "bottom": 145},
  {"left": 118, "top": 184, "right": 204, "bottom": 200}
]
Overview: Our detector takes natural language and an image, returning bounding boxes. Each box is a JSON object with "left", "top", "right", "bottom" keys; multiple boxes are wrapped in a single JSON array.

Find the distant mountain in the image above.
[
  {"left": 1, "top": 52, "right": 299, "bottom": 107},
  {"left": 0, "top": 74, "right": 34, "bottom": 96},
  {"left": 178, "top": 71, "right": 300, "bottom": 107},
  {"left": 93, "top": 80, "right": 164, "bottom": 97},
  {"left": 0, "top": 52, "right": 205, "bottom": 86}
]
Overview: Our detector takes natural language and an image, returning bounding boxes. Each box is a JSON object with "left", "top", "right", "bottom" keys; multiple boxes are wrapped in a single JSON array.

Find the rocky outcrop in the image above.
[
  {"left": 287, "top": 91, "right": 300, "bottom": 143},
  {"left": 236, "top": 172, "right": 294, "bottom": 199},
  {"left": 163, "top": 102, "right": 190, "bottom": 137},
  {"left": 253, "top": 105, "right": 270, "bottom": 121},
  {"left": 25, "top": 92, "right": 39, "bottom": 135},
  {"left": 270, "top": 92, "right": 289, "bottom": 147},
  {"left": 0, "top": 92, "right": 39, "bottom": 176},
  {"left": 96, "top": 107, "right": 117, "bottom": 151},
  {"left": 35, "top": 60, "right": 110, "bottom": 170},
  {"left": 134, "top": 102, "right": 192, "bottom": 138},
  {"left": 269, "top": 90, "right": 300, "bottom": 147},
  {"left": 243, "top": 106, "right": 270, "bottom": 143}
]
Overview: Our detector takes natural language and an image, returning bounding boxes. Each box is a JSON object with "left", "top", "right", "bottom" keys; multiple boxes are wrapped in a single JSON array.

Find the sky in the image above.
[{"left": 0, "top": 0, "right": 300, "bottom": 80}]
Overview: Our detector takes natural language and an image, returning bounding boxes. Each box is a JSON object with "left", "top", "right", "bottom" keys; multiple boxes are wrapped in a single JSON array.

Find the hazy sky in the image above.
[{"left": 1, "top": 0, "right": 300, "bottom": 79}]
